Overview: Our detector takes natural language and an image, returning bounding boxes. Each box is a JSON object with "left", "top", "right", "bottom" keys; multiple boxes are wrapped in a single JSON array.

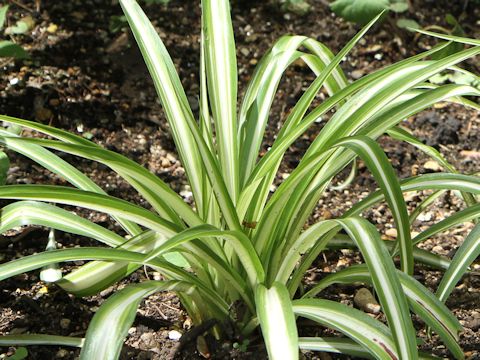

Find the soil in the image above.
[{"left": 0, "top": 0, "right": 479, "bottom": 359}]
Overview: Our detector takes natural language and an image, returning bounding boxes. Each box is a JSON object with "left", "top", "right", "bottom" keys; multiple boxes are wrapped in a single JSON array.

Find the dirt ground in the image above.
[{"left": 0, "top": 0, "right": 479, "bottom": 359}]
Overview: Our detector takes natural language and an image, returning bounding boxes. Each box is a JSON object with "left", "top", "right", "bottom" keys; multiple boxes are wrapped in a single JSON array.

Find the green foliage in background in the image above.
[
  {"left": 0, "top": 0, "right": 479, "bottom": 359},
  {"left": 330, "top": 0, "right": 408, "bottom": 25},
  {"left": 278, "top": 0, "right": 311, "bottom": 15},
  {"left": 0, "top": 5, "right": 29, "bottom": 59}
]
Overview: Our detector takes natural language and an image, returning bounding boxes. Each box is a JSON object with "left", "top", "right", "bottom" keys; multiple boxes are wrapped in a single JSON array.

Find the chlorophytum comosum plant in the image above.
[{"left": 0, "top": 0, "right": 479, "bottom": 359}]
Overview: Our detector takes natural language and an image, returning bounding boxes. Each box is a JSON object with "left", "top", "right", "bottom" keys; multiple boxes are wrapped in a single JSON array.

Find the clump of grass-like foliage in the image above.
[{"left": 0, "top": 1, "right": 479, "bottom": 359}]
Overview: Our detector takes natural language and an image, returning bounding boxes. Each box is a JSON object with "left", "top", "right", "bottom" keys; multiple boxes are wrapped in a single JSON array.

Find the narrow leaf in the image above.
[
  {"left": 293, "top": 299, "right": 398, "bottom": 360},
  {"left": 255, "top": 282, "right": 299, "bottom": 360},
  {"left": 436, "top": 223, "right": 480, "bottom": 303},
  {"left": 80, "top": 281, "right": 194, "bottom": 360}
]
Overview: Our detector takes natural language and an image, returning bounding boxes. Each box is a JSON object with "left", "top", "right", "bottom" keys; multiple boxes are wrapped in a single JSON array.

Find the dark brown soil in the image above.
[{"left": 0, "top": 0, "right": 479, "bottom": 359}]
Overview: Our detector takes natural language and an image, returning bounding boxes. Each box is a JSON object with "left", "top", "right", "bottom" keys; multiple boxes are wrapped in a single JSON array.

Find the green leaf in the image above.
[
  {"left": 57, "top": 231, "right": 166, "bottom": 297},
  {"left": 281, "top": 0, "right": 311, "bottom": 15},
  {"left": 415, "top": 30, "right": 480, "bottom": 46},
  {"left": 299, "top": 337, "right": 443, "bottom": 359},
  {"left": 0, "top": 185, "right": 180, "bottom": 236},
  {"left": 248, "top": 14, "right": 385, "bottom": 257},
  {"left": 0, "top": 124, "right": 142, "bottom": 236},
  {"left": 5, "top": 15, "right": 35, "bottom": 35},
  {"left": 436, "top": 223, "right": 480, "bottom": 303},
  {"left": 330, "top": 0, "right": 389, "bottom": 25},
  {"left": 334, "top": 136, "right": 413, "bottom": 274},
  {"left": 255, "top": 282, "right": 299, "bottom": 360},
  {"left": 276, "top": 221, "right": 339, "bottom": 284},
  {"left": 0, "top": 334, "right": 83, "bottom": 348},
  {"left": 345, "top": 173, "right": 480, "bottom": 219},
  {"left": 80, "top": 281, "right": 194, "bottom": 360},
  {"left": 120, "top": 0, "right": 241, "bottom": 231},
  {"left": 390, "top": 2, "right": 409, "bottom": 13},
  {"left": 6, "top": 22, "right": 28, "bottom": 34},
  {"left": 326, "top": 234, "right": 453, "bottom": 271},
  {"left": 298, "top": 337, "right": 373, "bottom": 358},
  {"left": 202, "top": 0, "right": 239, "bottom": 201},
  {"left": 412, "top": 203, "right": 480, "bottom": 248},
  {"left": 7, "top": 347, "right": 28, "bottom": 360},
  {"left": 119, "top": 0, "right": 206, "bottom": 215},
  {"left": 0, "top": 136, "right": 199, "bottom": 227},
  {"left": 245, "top": 44, "right": 455, "bottom": 241},
  {"left": 239, "top": 35, "right": 306, "bottom": 186},
  {"left": 333, "top": 218, "right": 418, "bottom": 359},
  {"left": 303, "top": 264, "right": 464, "bottom": 359},
  {"left": 0, "top": 246, "right": 229, "bottom": 318},
  {"left": 0, "top": 41, "right": 28, "bottom": 59},
  {"left": 396, "top": 18, "right": 420, "bottom": 31},
  {"left": 293, "top": 299, "right": 398, "bottom": 360},
  {"left": 144, "top": 224, "right": 265, "bottom": 286},
  {"left": 430, "top": 42, "right": 465, "bottom": 61},
  {"left": 0, "top": 201, "right": 127, "bottom": 247},
  {"left": 0, "top": 151, "right": 9, "bottom": 185},
  {"left": 0, "top": 5, "right": 9, "bottom": 30}
]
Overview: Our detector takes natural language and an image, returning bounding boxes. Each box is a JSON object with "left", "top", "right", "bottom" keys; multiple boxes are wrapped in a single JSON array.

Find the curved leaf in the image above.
[
  {"left": 202, "top": 0, "right": 239, "bottom": 200},
  {"left": 412, "top": 203, "right": 480, "bottom": 247},
  {"left": 0, "top": 185, "right": 180, "bottom": 236},
  {"left": 293, "top": 299, "right": 398, "bottom": 360},
  {"left": 436, "top": 223, "right": 480, "bottom": 303},
  {"left": 299, "top": 337, "right": 442, "bottom": 360},
  {"left": 80, "top": 281, "right": 194, "bottom": 360},
  {"left": 326, "top": 235, "right": 453, "bottom": 271},
  {"left": 0, "top": 334, "right": 83, "bottom": 347},
  {"left": 333, "top": 135, "right": 412, "bottom": 274},
  {"left": 0, "top": 247, "right": 229, "bottom": 317},
  {"left": 303, "top": 264, "right": 463, "bottom": 359},
  {"left": 415, "top": 30, "right": 480, "bottom": 46},
  {"left": 298, "top": 337, "right": 374, "bottom": 359},
  {"left": 0, "top": 201, "right": 125, "bottom": 247},
  {"left": 0, "top": 126, "right": 141, "bottom": 236},
  {"left": 333, "top": 217, "right": 417, "bottom": 359},
  {"left": 344, "top": 173, "right": 480, "bottom": 218},
  {"left": 0, "top": 136, "right": 200, "bottom": 227},
  {"left": 255, "top": 282, "right": 298, "bottom": 360},
  {"left": 144, "top": 224, "right": 265, "bottom": 286}
]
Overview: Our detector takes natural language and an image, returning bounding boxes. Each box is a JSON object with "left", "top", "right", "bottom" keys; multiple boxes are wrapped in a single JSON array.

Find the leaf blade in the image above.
[{"left": 255, "top": 282, "right": 299, "bottom": 360}]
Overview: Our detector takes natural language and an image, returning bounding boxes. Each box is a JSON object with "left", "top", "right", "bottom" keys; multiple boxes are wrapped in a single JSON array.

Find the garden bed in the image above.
[{"left": 0, "top": 0, "right": 479, "bottom": 359}]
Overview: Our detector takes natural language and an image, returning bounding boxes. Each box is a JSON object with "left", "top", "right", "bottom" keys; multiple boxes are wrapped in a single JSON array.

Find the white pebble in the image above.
[{"left": 168, "top": 330, "right": 182, "bottom": 341}]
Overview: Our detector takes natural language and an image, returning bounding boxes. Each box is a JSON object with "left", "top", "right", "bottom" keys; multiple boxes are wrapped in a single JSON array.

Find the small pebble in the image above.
[
  {"left": 168, "top": 329, "right": 182, "bottom": 341},
  {"left": 47, "top": 23, "right": 58, "bottom": 33},
  {"left": 385, "top": 228, "right": 397, "bottom": 238},
  {"left": 351, "top": 70, "right": 364, "bottom": 79},
  {"left": 60, "top": 318, "right": 71, "bottom": 329},
  {"left": 417, "top": 212, "right": 433, "bottom": 222},
  {"left": 354, "top": 288, "right": 381, "bottom": 314},
  {"left": 56, "top": 349, "right": 69, "bottom": 358},
  {"left": 424, "top": 160, "right": 442, "bottom": 172},
  {"left": 240, "top": 48, "right": 250, "bottom": 57}
]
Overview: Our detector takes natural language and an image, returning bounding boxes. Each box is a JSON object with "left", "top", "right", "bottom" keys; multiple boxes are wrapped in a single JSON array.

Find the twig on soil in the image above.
[
  {"left": 9, "top": 0, "right": 34, "bottom": 13},
  {"left": 167, "top": 319, "right": 218, "bottom": 360},
  {"left": 0, "top": 227, "right": 41, "bottom": 248},
  {"left": 0, "top": 58, "right": 14, "bottom": 69}
]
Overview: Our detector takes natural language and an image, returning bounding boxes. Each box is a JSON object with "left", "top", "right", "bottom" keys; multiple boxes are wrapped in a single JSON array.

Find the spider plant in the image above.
[{"left": 0, "top": 0, "right": 479, "bottom": 359}]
